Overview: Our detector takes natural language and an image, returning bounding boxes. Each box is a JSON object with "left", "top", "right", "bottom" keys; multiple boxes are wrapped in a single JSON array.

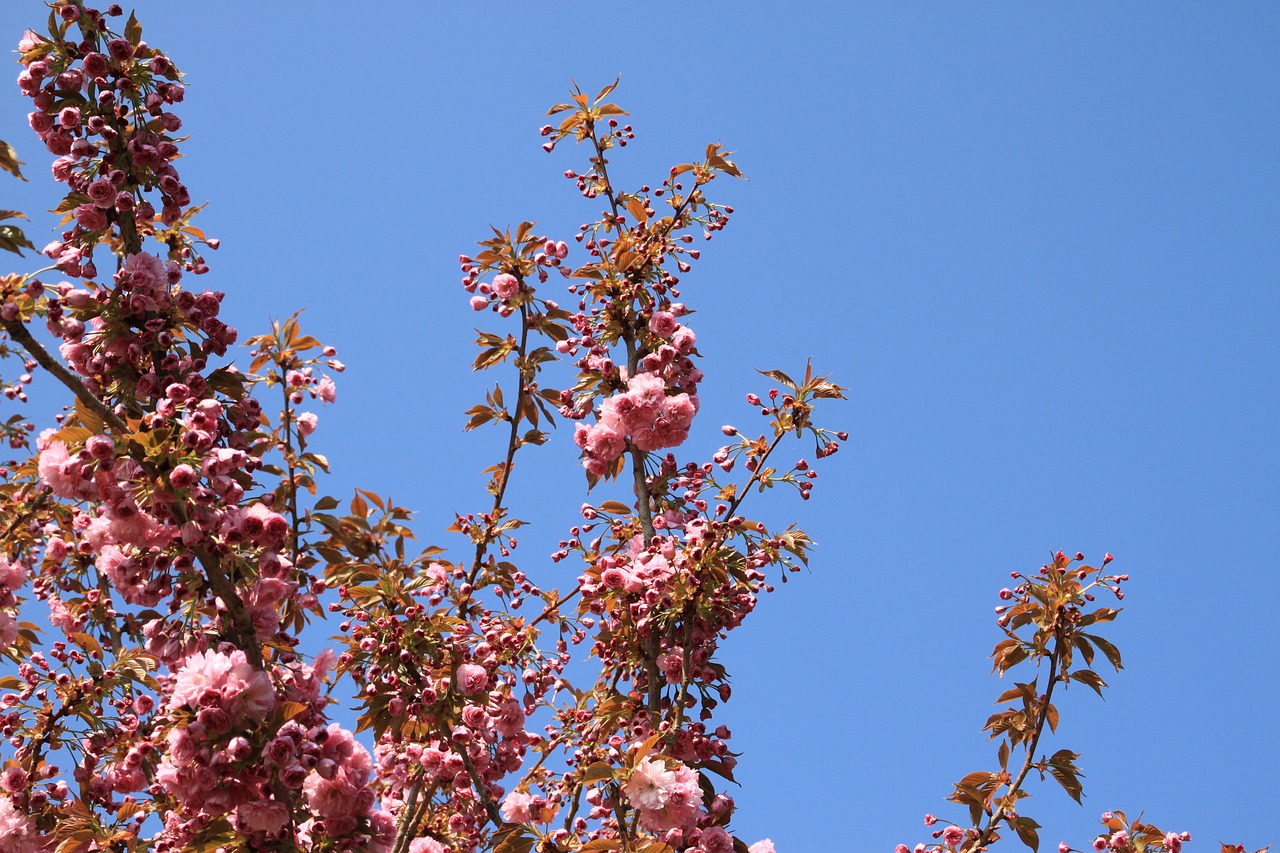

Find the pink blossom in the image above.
[
  {"left": 943, "top": 826, "right": 965, "bottom": 848},
  {"left": 409, "top": 840, "right": 446, "bottom": 853},
  {"left": 492, "top": 273, "right": 521, "bottom": 299},
  {"left": 87, "top": 178, "right": 117, "bottom": 208},
  {"left": 456, "top": 663, "right": 488, "bottom": 695},
  {"left": 17, "top": 30, "right": 41, "bottom": 53},
  {"left": 623, "top": 757, "right": 676, "bottom": 811},
  {"left": 296, "top": 411, "right": 318, "bottom": 436},
  {"left": 649, "top": 311, "right": 680, "bottom": 338},
  {"left": 317, "top": 376, "right": 337, "bottom": 404},
  {"left": 73, "top": 203, "right": 108, "bottom": 232},
  {"left": 170, "top": 648, "right": 275, "bottom": 723},
  {"left": 748, "top": 842, "right": 777, "bottom": 853},
  {"left": 0, "top": 795, "right": 45, "bottom": 853},
  {"left": 500, "top": 789, "right": 535, "bottom": 823},
  {"left": 622, "top": 756, "right": 704, "bottom": 831},
  {"left": 37, "top": 441, "right": 84, "bottom": 498},
  {"left": 233, "top": 799, "right": 290, "bottom": 834}
]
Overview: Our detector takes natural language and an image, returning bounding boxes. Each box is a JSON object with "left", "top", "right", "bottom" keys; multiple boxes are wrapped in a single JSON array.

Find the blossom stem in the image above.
[{"left": 973, "top": 628, "right": 1064, "bottom": 850}]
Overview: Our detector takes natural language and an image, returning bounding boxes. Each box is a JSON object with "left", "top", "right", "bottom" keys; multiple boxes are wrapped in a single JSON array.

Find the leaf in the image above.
[
  {"left": 632, "top": 732, "right": 663, "bottom": 761},
  {"left": 1073, "top": 634, "right": 1095, "bottom": 667},
  {"left": 280, "top": 701, "right": 310, "bottom": 721},
  {"left": 71, "top": 632, "right": 101, "bottom": 657},
  {"left": 1048, "top": 763, "right": 1083, "bottom": 804},
  {"left": 580, "top": 841, "right": 622, "bottom": 852},
  {"left": 757, "top": 368, "right": 796, "bottom": 389},
  {"left": 595, "top": 76, "right": 620, "bottom": 103},
  {"left": 1070, "top": 669, "right": 1107, "bottom": 697},
  {"left": 0, "top": 224, "right": 35, "bottom": 256},
  {"left": 492, "top": 825, "right": 535, "bottom": 853},
  {"left": 1012, "top": 815, "right": 1041, "bottom": 852},
  {"left": 638, "top": 844, "right": 674, "bottom": 853},
  {"left": 581, "top": 761, "right": 615, "bottom": 784},
  {"left": 124, "top": 12, "right": 143, "bottom": 45},
  {"left": 1085, "top": 632, "right": 1124, "bottom": 671},
  {"left": 698, "top": 758, "right": 736, "bottom": 782},
  {"left": 626, "top": 196, "right": 649, "bottom": 224},
  {"left": 0, "top": 141, "right": 25, "bottom": 181},
  {"left": 75, "top": 398, "right": 105, "bottom": 435}
]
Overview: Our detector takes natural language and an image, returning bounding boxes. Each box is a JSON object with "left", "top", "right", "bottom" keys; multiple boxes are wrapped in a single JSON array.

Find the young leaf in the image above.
[{"left": 0, "top": 141, "right": 25, "bottom": 180}]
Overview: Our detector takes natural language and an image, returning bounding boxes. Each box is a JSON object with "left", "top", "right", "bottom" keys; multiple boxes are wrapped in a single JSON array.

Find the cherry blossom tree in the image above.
[{"left": 0, "top": 5, "right": 1266, "bottom": 853}]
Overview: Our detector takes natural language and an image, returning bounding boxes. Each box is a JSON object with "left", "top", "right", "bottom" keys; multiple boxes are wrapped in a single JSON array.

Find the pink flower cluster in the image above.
[
  {"left": 0, "top": 795, "right": 47, "bottom": 853},
  {"left": 0, "top": 559, "right": 28, "bottom": 647},
  {"left": 574, "top": 373, "right": 699, "bottom": 474},
  {"left": 17, "top": 7, "right": 202, "bottom": 278},
  {"left": 621, "top": 757, "right": 705, "bottom": 833},
  {"left": 167, "top": 648, "right": 275, "bottom": 725}
]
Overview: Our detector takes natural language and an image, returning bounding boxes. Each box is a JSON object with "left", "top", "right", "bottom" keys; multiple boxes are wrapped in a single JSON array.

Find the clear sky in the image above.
[{"left": 2, "top": 2, "right": 1277, "bottom": 851}]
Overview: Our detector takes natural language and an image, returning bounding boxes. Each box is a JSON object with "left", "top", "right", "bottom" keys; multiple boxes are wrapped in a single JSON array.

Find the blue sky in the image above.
[{"left": 2, "top": 3, "right": 1277, "bottom": 851}]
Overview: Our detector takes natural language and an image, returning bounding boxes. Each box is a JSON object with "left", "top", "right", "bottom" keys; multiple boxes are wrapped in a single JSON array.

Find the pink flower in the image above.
[
  {"left": 943, "top": 826, "right": 965, "bottom": 848},
  {"left": 492, "top": 273, "right": 521, "bottom": 299},
  {"left": 0, "top": 795, "right": 43, "bottom": 853},
  {"left": 649, "top": 311, "right": 679, "bottom": 338},
  {"left": 170, "top": 648, "right": 275, "bottom": 723},
  {"left": 87, "top": 179, "right": 117, "bottom": 208},
  {"left": 317, "top": 376, "right": 337, "bottom": 404},
  {"left": 234, "top": 799, "right": 290, "bottom": 834},
  {"left": 500, "top": 789, "right": 534, "bottom": 823},
  {"left": 17, "top": 30, "right": 41, "bottom": 53},
  {"left": 623, "top": 757, "right": 676, "bottom": 811},
  {"left": 701, "top": 827, "right": 734, "bottom": 853},
  {"left": 622, "top": 756, "right": 704, "bottom": 831},
  {"left": 409, "top": 840, "right": 446, "bottom": 853},
  {"left": 456, "top": 663, "right": 488, "bottom": 695},
  {"left": 296, "top": 411, "right": 318, "bottom": 436},
  {"left": 37, "top": 440, "right": 91, "bottom": 498},
  {"left": 748, "top": 841, "right": 777, "bottom": 853},
  {"left": 73, "top": 204, "right": 107, "bottom": 232}
]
